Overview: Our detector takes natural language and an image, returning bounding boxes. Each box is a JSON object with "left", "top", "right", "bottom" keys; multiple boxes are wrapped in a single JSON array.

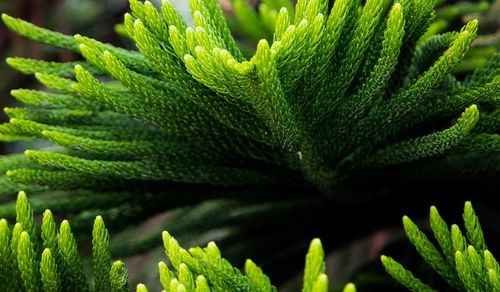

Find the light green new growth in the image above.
[
  {"left": 93, "top": 216, "right": 112, "bottom": 292},
  {"left": 463, "top": 201, "right": 487, "bottom": 252},
  {"left": 58, "top": 221, "right": 88, "bottom": 291},
  {"left": 381, "top": 255, "right": 434, "bottom": 292},
  {"left": 0, "top": 0, "right": 498, "bottom": 290},
  {"left": 155, "top": 230, "right": 355, "bottom": 292},
  {"left": 40, "top": 248, "right": 61, "bottom": 292},
  {"left": 383, "top": 201, "right": 500, "bottom": 291},
  {"left": 16, "top": 191, "right": 37, "bottom": 247},
  {"left": 0, "top": 0, "right": 496, "bottom": 202},
  {"left": 303, "top": 238, "right": 326, "bottom": 292},
  {"left": 245, "top": 259, "right": 275, "bottom": 292},
  {"left": 110, "top": 260, "right": 130, "bottom": 292},
  {"left": 429, "top": 206, "right": 454, "bottom": 265},
  {"left": 0, "top": 192, "right": 356, "bottom": 291},
  {"left": 18, "top": 231, "right": 40, "bottom": 292},
  {"left": 402, "top": 215, "right": 460, "bottom": 288}
]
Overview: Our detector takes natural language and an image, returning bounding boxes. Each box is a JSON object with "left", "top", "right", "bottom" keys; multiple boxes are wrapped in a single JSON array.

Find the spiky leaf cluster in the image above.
[
  {"left": 146, "top": 231, "right": 355, "bottom": 292},
  {"left": 430, "top": 0, "right": 499, "bottom": 75},
  {"left": 382, "top": 201, "right": 500, "bottom": 291},
  {"left": 0, "top": 191, "right": 355, "bottom": 292},
  {"left": 0, "top": 191, "right": 122, "bottom": 291},
  {"left": 0, "top": 0, "right": 499, "bottom": 284},
  {"left": 0, "top": 0, "right": 498, "bottom": 196}
]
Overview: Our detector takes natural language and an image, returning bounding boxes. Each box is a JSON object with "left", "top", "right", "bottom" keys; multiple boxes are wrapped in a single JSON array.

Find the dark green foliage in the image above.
[
  {"left": 0, "top": 0, "right": 497, "bottom": 200},
  {"left": 0, "top": 0, "right": 498, "bottom": 290}
]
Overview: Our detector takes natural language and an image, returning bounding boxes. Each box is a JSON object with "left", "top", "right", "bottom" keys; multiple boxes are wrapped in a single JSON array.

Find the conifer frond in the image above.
[
  {"left": 110, "top": 260, "right": 130, "bottom": 292},
  {"left": 303, "top": 238, "right": 326, "bottom": 292},
  {"left": 1, "top": 14, "right": 81, "bottom": 52},
  {"left": 0, "top": 0, "right": 498, "bottom": 289},
  {"left": 18, "top": 231, "right": 40, "bottom": 292},
  {"left": 360, "top": 104, "right": 479, "bottom": 168},
  {"left": 463, "top": 201, "right": 486, "bottom": 252},
  {"left": 244, "top": 259, "right": 276, "bottom": 292},
  {"left": 40, "top": 248, "right": 61, "bottom": 292},
  {"left": 93, "top": 216, "right": 112, "bottom": 292},
  {"left": 0, "top": 192, "right": 356, "bottom": 292},
  {"left": 10, "top": 89, "right": 100, "bottom": 110},
  {"left": 1, "top": 0, "right": 497, "bottom": 198},
  {"left": 383, "top": 201, "right": 500, "bottom": 291},
  {"left": 58, "top": 220, "right": 88, "bottom": 290},
  {"left": 6, "top": 58, "right": 101, "bottom": 77},
  {"left": 381, "top": 255, "right": 435, "bottom": 292}
]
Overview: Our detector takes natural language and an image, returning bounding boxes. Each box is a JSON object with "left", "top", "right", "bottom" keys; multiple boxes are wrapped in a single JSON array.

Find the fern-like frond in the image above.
[
  {"left": 0, "top": 192, "right": 356, "bottom": 292},
  {"left": 0, "top": 0, "right": 498, "bottom": 289},
  {"left": 383, "top": 201, "right": 500, "bottom": 291}
]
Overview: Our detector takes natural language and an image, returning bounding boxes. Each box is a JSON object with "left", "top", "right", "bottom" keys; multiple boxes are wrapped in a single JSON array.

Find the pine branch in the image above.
[
  {"left": 383, "top": 201, "right": 500, "bottom": 291},
  {"left": 0, "top": 0, "right": 498, "bottom": 290},
  {"left": 0, "top": 192, "right": 356, "bottom": 292}
]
